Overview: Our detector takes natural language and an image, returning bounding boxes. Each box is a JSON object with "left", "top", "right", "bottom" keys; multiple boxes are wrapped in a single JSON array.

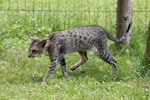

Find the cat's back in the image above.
[
  {"left": 67, "top": 25, "right": 103, "bottom": 34},
  {"left": 61, "top": 25, "right": 105, "bottom": 38},
  {"left": 49, "top": 25, "right": 106, "bottom": 42}
]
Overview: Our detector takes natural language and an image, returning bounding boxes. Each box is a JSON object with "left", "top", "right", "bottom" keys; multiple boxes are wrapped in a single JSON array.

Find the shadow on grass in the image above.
[
  {"left": 3, "top": 63, "right": 131, "bottom": 84},
  {"left": 3, "top": 65, "right": 129, "bottom": 85},
  {"left": 56, "top": 65, "right": 125, "bottom": 83}
]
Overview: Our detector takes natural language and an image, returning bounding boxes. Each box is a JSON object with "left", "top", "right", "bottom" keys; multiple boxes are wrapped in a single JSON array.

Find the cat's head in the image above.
[{"left": 28, "top": 36, "right": 48, "bottom": 58}]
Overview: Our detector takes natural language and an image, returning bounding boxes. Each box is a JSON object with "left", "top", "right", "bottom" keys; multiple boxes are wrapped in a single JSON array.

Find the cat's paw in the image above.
[{"left": 71, "top": 66, "right": 76, "bottom": 71}]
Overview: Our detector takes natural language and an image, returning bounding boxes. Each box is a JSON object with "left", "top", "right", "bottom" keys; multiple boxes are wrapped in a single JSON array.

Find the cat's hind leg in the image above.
[
  {"left": 95, "top": 48, "right": 118, "bottom": 74},
  {"left": 71, "top": 51, "right": 88, "bottom": 71}
]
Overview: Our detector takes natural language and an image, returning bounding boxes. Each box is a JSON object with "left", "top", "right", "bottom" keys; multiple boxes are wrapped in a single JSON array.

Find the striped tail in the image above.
[{"left": 107, "top": 22, "right": 132, "bottom": 42}]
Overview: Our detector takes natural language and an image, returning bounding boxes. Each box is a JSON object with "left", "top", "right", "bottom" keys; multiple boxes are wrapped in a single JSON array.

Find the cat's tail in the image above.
[{"left": 107, "top": 22, "right": 132, "bottom": 42}]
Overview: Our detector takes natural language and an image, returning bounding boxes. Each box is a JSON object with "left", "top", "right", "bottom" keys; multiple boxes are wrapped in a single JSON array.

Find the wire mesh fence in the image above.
[{"left": 0, "top": 0, "right": 150, "bottom": 32}]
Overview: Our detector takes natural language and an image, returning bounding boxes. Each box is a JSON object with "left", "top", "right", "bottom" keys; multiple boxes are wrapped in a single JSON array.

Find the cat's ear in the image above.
[
  {"left": 38, "top": 39, "right": 49, "bottom": 53},
  {"left": 42, "top": 39, "right": 47, "bottom": 45},
  {"left": 37, "top": 39, "right": 48, "bottom": 47},
  {"left": 27, "top": 35, "right": 34, "bottom": 42}
]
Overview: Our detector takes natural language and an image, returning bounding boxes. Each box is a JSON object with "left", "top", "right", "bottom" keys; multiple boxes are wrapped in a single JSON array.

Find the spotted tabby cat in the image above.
[{"left": 28, "top": 23, "right": 131, "bottom": 85}]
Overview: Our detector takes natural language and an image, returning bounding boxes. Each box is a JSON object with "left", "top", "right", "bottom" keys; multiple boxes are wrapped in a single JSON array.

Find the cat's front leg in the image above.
[
  {"left": 42, "top": 57, "right": 58, "bottom": 85},
  {"left": 59, "top": 57, "right": 68, "bottom": 76}
]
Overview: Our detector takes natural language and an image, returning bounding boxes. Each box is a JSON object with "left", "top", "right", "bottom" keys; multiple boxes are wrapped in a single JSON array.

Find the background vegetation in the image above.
[{"left": 0, "top": 0, "right": 150, "bottom": 99}]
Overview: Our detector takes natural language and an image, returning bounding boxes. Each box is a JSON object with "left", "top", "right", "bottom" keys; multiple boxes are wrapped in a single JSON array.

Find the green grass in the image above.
[
  {"left": 0, "top": 0, "right": 150, "bottom": 100},
  {"left": 0, "top": 44, "right": 150, "bottom": 100}
]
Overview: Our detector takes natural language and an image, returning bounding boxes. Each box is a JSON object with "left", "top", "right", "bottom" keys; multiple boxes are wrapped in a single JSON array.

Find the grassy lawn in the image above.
[
  {"left": 0, "top": 0, "right": 150, "bottom": 100},
  {"left": 0, "top": 46, "right": 150, "bottom": 100}
]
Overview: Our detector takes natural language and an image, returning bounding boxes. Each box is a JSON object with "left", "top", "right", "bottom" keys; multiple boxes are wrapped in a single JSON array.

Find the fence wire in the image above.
[{"left": 0, "top": 0, "right": 150, "bottom": 31}]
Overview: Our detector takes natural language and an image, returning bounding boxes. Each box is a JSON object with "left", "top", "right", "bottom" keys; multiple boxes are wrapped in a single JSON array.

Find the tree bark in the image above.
[
  {"left": 116, "top": 0, "right": 132, "bottom": 45},
  {"left": 146, "top": 21, "right": 150, "bottom": 68}
]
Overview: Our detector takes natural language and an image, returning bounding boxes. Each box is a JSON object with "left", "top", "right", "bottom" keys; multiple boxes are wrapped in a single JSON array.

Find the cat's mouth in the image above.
[
  {"left": 28, "top": 54, "right": 38, "bottom": 58},
  {"left": 28, "top": 54, "right": 41, "bottom": 58},
  {"left": 28, "top": 55, "right": 35, "bottom": 58}
]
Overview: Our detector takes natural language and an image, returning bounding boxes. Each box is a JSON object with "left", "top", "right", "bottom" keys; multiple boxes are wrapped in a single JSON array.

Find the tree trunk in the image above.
[
  {"left": 146, "top": 21, "right": 150, "bottom": 68},
  {"left": 116, "top": 0, "right": 132, "bottom": 45}
]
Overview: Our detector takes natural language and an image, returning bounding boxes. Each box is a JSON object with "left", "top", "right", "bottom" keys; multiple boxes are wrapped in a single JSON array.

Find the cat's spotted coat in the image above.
[{"left": 28, "top": 23, "right": 131, "bottom": 85}]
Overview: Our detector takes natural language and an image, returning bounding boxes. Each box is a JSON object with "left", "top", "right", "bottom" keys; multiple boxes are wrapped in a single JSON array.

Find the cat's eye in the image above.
[{"left": 32, "top": 50, "right": 36, "bottom": 53}]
